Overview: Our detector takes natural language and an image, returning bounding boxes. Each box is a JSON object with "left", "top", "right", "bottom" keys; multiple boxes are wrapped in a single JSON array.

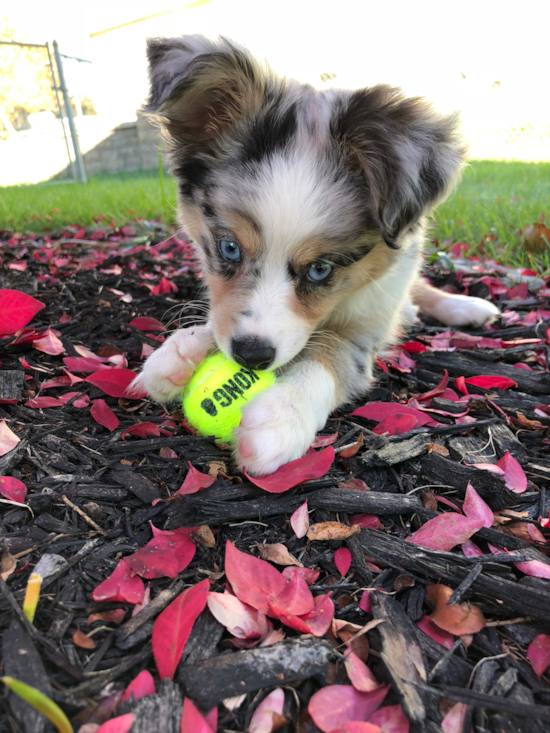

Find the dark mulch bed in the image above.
[{"left": 1, "top": 222, "right": 550, "bottom": 733}]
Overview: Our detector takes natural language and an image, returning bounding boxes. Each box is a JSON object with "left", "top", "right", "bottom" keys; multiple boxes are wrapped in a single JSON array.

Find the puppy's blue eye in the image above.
[
  {"left": 220, "top": 239, "right": 241, "bottom": 262},
  {"left": 307, "top": 261, "right": 332, "bottom": 283}
]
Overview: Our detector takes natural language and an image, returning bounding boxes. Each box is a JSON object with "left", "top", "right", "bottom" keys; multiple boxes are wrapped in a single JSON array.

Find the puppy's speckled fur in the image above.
[{"left": 133, "top": 35, "right": 499, "bottom": 474}]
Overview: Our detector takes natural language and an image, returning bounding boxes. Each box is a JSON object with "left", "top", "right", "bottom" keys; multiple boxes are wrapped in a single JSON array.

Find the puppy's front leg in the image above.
[
  {"left": 131, "top": 324, "right": 215, "bottom": 403},
  {"left": 235, "top": 336, "right": 370, "bottom": 475}
]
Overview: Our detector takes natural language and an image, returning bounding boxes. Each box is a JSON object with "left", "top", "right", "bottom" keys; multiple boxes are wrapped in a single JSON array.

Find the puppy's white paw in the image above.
[
  {"left": 234, "top": 383, "right": 318, "bottom": 476},
  {"left": 432, "top": 295, "right": 500, "bottom": 328},
  {"left": 130, "top": 325, "right": 214, "bottom": 403}
]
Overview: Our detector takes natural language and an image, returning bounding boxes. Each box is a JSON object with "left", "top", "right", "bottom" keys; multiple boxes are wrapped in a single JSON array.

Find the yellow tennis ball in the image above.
[{"left": 182, "top": 352, "right": 276, "bottom": 443}]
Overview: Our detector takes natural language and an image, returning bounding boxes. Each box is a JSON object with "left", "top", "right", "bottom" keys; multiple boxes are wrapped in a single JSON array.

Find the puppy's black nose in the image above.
[{"left": 231, "top": 337, "right": 276, "bottom": 371}]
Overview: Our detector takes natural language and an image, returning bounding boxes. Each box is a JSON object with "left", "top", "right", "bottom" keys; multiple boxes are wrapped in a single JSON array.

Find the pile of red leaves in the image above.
[{"left": 1, "top": 221, "right": 550, "bottom": 733}]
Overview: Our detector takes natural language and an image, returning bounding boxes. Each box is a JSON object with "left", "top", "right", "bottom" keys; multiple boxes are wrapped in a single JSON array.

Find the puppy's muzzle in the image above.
[{"left": 231, "top": 336, "right": 276, "bottom": 371}]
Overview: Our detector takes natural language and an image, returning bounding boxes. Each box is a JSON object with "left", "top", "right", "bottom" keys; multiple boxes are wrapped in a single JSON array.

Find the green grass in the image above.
[{"left": 1, "top": 160, "right": 549, "bottom": 270}]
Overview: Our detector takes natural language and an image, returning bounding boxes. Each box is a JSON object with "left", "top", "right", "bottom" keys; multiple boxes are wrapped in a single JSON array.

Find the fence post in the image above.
[
  {"left": 53, "top": 40, "right": 87, "bottom": 183},
  {"left": 46, "top": 42, "right": 76, "bottom": 181}
]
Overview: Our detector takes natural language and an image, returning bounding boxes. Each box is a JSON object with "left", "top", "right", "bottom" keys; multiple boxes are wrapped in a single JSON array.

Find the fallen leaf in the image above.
[
  {"left": 85, "top": 369, "right": 143, "bottom": 398},
  {"left": 307, "top": 522, "right": 360, "bottom": 542},
  {"left": 496, "top": 450, "right": 527, "bottom": 493},
  {"left": 125, "top": 525, "right": 196, "bottom": 580},
  {"left": 273, "top": 592, "right": 334, "bottom": 637},
  {"left": 368, "top": 704, "right": 410, "bottom": 733},
  {"left": 121, "top": 422, "right": 161, "bottom": 440},
  {"left": 87, "top": 609, "right": 126, "bottom": 625},
  {"left": 73, "top": 629, "right": 97, "bottom": 649},
  {"left": 427, "top": 584, "right": 486, "bottom": 635},
  {"left": 344, "top": 649, "right": 382, "bottom": 692},
  {"left": 290, "top": 500, "right": 310, "bottom": 538},
  {"left": 122, "top": 670, "right": 156, "bottom": 703},
  {"left": 308, "top": 684, "right": 389, "bottom": 733},
  {"left": 224, "top": 541, "right": 286, "bottom": 616},
  {"left": 416, "top": 370, "right": 449, "bottom": 401},
  {"left": 0, "top": 476, "right": 27, "bottom": 503},
  {"left": 521, "top": 222, "right": 550, "bottom": 252},
  {"left": 257, "top": 543, "right": 302, "bottom": 567},
  {"left": 527, "top": 634, "right": 550, "bottom": 677},
  {"left": 407, "top": 513, "right": 484, "bottom": 551},
  {"left": 207, "top": 592, "right": 268, "bottom": 640},
  {"left": 1, "top": 419, "right": 22, "bottom": 456},
  {"left": 350, "top": 515, "right": 380, "bottom": 530},
  {"left": 464, "top": 376, "right": 517, "bottom": 390},
  {"left": 372, "top": 413, "right": 418, "bottom": 436},
  {"left": 129, "top": 316, "right": 165, "bottom": 332},
  {"left": 462, "top": 483, "right": 493, "bottom": 527},
  {"left": 416, "top": 615, "right": 455, "bottom": 650},
  {"left": 180, "top": 697, "right": 214, "bottom": 733},
  {"left": 248, "top": 688, "right": 286, "bottom": 733},
  {"left": 63, "top": 356, "right": 112, "bottom": 372},
  {"left": 312, "top": 430, "right": 339, "bottom": 448},
  {"left": 151, "top": 277, "right": 178, "bottom": 295},
  {"left": 152, "top": 578, "right": 209, "bottom": 679},
  {"left": 194, "top": 525, "right": 216, "bottom": 548},
  {"left": 177, "top": 463, "right": 216, "bottom": 496},
  {"left": 340, "top": 431, "right": 364, "bottom": 458},
  {"left": 268, "top": 572, "right": 314, "bottom": 617},
  {"left": 31, "top": 327, "right": 65, "bottom": 356},
  {"left": 335, "top": 548, "right": 352, "bottom": 577},
  {"left": 330, "top": 723, "right": 382, "bottom": 733},
  {"left": 350, "top": 402, "right": 432, "bottom": 427},
  {"left": 25, "top": 396, "right": 65, "bottom": 409},
  {"left": 427, "top": 443, "right": 450, "bottom": 457},
  {"left": 96, "top": 713, "right": 134, "bottom": 733},
  {"left": 90, "top": 399, "right": 119, "bottom": 432},
  {"left": 281, "top": 566, "right": 320, "bottom": 585},
  {"left": 0, "top": 289, "right": 45, "bottom": 335},
  {"left": 441, "top": 702, "right": 468, "bottom": 733},
  {"left": 91, "top": 559, "right": 145, "bottom": 604},
  {"left": 0, "top": 550, "right": 16, "bottom": 581},
  {"left": 339, "top": 479, "right": 370, "bottom": 491},
  {"left": 244, "top": 446, "right": 334, "bottom": 493}
]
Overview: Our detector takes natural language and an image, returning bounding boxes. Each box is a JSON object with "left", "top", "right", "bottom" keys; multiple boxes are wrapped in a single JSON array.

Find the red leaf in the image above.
[
  {"left": 130, "top": 317, "right": 165, "bottom": 332},
  {"left": 268, "top": 572, "right": 314, "bottom": 617},
  {"left": 372, "top": 413, "right": 418, "bottom": 436},
  {"left": 464, "top": 376, "right": 518, "bottom": 390},
  {"left": 248, "top": 688, "right": 285, "bottom": 733},
  {"left": 462, "top": 483, "right": 494, "bottom": 528},
  {"left": 224, "top": 541, "right": 286, "bottom": 615},
  {"left": 369, "top": 704, "right": 409, "bottom": 733},
  {"left": 63, "top": 357, "right": 112, "bottom": 372},
  {"left": 96, "top": 714, "right": 134, "bottom": 733},
  {"left": 407, "top": 513, "right": 484, "bottom": 551},
  {"left": 152, "top": 578, "right": 209, "bottom": 679},
  {"left": 122, "top": 670, "right": 155, "bottom": 702},
  {"left": 454, "top": 376, "right": 468, "bottom": 395},
  {"left": 441, "top": 703, "right": 467, "bottom": 733},
  {"left": 527, "top": 634, "right": 550, "bottom": 677},
  {"left": 349, "top": 402, "right": 432, "bottom": 427},
  {"left": 25, "top": 397, "right": 64, "bottom": 408},
  {"left": 309, "top": 684, "right": 389, "bottom": 733},
  {"left": 398, "top": 341, "right": 428, "bottom": 354},
  {"left": 0, "top": 476, "right": 27, "bottom": 503},
  {"left": 416, "top": 370, "right": 449, "bottom": 401},
  {"left": 207, "top": 592, "right": 268, "bottom": 639},
  {"left": 344, "top": 649, "right": 382, "bottom": 692},
  {"left": 151, "top": 277, "right": 178, "bottom": 296},
  {"left": 180, "top": 698, "right": 214, "bottom": 733},
  {"left": 416, "top": 615, "right": 454, "bottom": 649},
  {"left": 177, "top": 463, "right": 216, "bottom": 496},
  {"left": 85, "top": 369, "right": 143, "bottom": 398},
  {"left": 31, "top": 327, "right": 65, "bottom": 356},
  {"left": 91, "top": 560, "right": 145, "bottom": 604},
  {"left": 90, "top": 399, "right": 119, "bottom": 431},
  {"left": 122, "top": 422, "right": 161, "bottom": 440},
  {"left": 282, "top": 566, "right": 320, "bottom": 585},
  {"left": 350, "top": 515, "right": 380, "bottom": 530},
  {"left": 331, "top": 724, "right": 382, "bottom": 733},
  {"left": 244, "top": 446, "right": 334, "bottom": 493},
  {"left": 290, "top": 500, "right": 309, "bottom": 538},
  {"left": 0, "top": 289, "right": 45, "bottom": 335},
  {"left": 496, "top": 450, "right": 527, "bottom": 493},
  {"left": 274, "top": 593, "right": 334, "bottom": 637},
  {"left": 312, "top": 430, "right": 339, "bottom": 448},
  {"left": 358, "top": 589, "right": 384, "bottom": 614},
  {"left": 126, "top": 526, "right": 196, "bottom": 579},
  {"left": 335, "top": 548, "right": 352, "bottom": 577},
  {"left": 0, "top": 419, "right": 20, "bottom": 456}
]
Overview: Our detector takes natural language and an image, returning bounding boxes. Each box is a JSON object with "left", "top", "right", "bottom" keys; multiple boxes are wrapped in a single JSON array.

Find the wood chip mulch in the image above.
[{"left": 1, "top": 222, "right": 550, "bottom": 733}]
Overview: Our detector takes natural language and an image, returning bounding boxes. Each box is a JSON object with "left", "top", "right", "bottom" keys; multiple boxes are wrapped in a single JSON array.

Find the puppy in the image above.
[{"left": 133, "top": 35, "right": 499, "bottom": 475}]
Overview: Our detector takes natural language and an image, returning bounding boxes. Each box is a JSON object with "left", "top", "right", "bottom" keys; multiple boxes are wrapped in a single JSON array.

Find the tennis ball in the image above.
[{"left": 182, "top": 352, "right": 276, "bottom": 443}]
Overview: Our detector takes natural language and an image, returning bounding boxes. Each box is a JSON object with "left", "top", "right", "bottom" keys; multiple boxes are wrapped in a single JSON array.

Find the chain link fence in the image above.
[{"left": 0, "top": 39, "right": 88, "bottom": 184}]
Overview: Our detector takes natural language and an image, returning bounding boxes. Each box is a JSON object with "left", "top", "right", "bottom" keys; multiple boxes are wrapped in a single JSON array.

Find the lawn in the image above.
[{"left": 1, "top": 160, "right": 549, "bottom": 270}]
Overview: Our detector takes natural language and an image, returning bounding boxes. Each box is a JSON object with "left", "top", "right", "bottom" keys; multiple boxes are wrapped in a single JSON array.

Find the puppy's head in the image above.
[{"left": 144, "top": 35, "right": 467, "bottom": 370}]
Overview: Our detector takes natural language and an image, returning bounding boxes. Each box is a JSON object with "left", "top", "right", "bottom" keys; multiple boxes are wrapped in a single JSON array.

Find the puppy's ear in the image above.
[
  {"left": 334, "top": 86, "right": 467, "bottom": 247},
  {"left": 144, "top": 35, "right": 266, "bottom": 142}
]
